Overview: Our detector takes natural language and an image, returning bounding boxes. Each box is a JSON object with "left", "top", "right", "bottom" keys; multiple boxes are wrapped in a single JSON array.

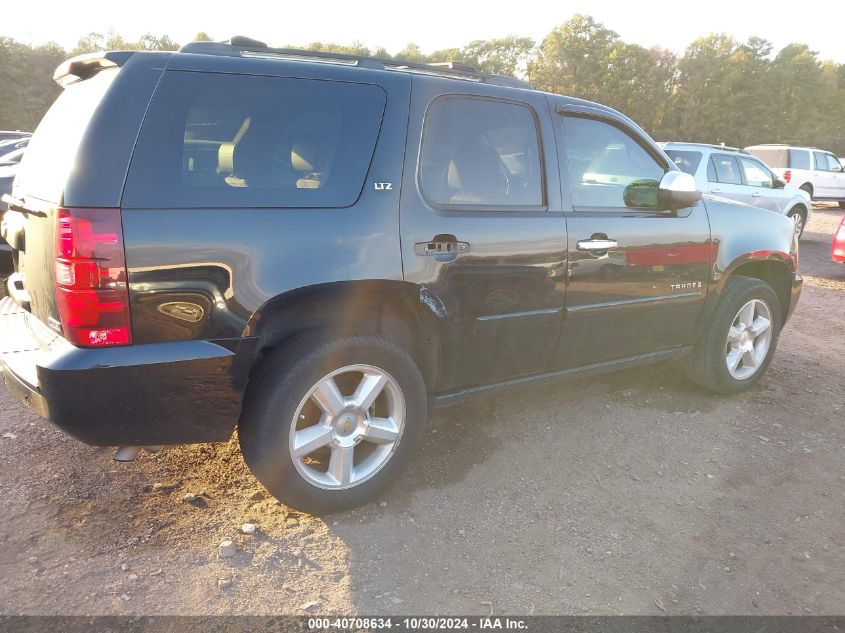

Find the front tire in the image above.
[
  {"left": 787, "top": 207, "right": 806, "bottom": 238},
  {"left": 239, "top": 333, "right": 427, "bottom": 514},
  {"left": 684, "top": 276, "right": 781, "bottom": 394}
]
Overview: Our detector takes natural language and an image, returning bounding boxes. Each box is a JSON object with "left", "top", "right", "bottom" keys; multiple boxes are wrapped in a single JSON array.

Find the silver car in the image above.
[{"left": 660, "top": 142, "right": 812, "bottom": 237}]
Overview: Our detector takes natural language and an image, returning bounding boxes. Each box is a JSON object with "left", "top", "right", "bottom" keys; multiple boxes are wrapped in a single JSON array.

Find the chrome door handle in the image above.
[
  {"left": 577, "top": 239, "right": 618, "bottom": 251},
  {"left": 751, "top": 192, "right": 762, "bottom": 198}
]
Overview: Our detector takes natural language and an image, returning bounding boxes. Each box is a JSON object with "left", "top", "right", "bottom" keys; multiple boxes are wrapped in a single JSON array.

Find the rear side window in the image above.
[
  {"left": 123, "top": 72, "right": 386, "bottom": 208},
  {"left": 788, "top": 149, "right": 811, "bottom": 170},
  {"left": 664, "top": 150, "right": 702, "bottom": 176},
  {"left": 419, "top": 97, "right": 544, "bottom": 208},
  {"left": 14, "top": 70, "right": 117, "bottom": 204}
]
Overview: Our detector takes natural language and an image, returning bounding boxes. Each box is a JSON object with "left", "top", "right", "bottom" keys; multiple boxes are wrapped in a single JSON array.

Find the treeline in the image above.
[{"left": 2, "top": 15, "right": 844, "bottom": 152}]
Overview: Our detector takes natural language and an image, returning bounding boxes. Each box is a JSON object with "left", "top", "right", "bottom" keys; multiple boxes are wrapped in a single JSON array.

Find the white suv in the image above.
[
  {"left": 661, "top": 142, "right": 812, "bottom": 236},
  {"left": 745, "top": 144, "right": 845, "bottom": 209}
]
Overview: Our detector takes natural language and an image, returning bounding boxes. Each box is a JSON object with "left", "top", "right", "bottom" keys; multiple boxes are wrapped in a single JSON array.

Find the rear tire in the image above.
[
  {"left": 239, "top": 333, "right": 426, "bottom": 514},
  {"left": 799, "top": 184, "right": 813, "bottom": 198},
  {"left": 684, "top": 276, "right": 781, "bottom": 394},
  {"left": 838, "top": 201, "right": 845, "bottom": 209}
]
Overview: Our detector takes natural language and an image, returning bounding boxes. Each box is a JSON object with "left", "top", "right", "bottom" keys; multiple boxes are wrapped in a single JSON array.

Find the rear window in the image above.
[
  {"left": 13, "top": 71, "right": 117, "bottom": 203},
  {"left": 747, "top": 148, "right": 788, "bottom": 168},
  {"left": 664, "top": 150, "right": 702, "bottom": 176},
  {"left": 123, "top": 72, "right": 386, "bottom": 208}
]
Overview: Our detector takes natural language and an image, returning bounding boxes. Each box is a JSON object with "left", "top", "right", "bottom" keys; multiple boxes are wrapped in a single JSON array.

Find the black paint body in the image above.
[{"left": 0, "top": 50, "right": 802, "bottom": 445}]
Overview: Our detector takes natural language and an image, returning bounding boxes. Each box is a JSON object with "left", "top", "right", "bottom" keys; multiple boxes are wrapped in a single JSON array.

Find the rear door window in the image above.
[
  {"left": 123, "top": 72, "right": 386, "bottom": 208},
  {"left": 418, "top": 97, "right": 544, "bottom": 208}
]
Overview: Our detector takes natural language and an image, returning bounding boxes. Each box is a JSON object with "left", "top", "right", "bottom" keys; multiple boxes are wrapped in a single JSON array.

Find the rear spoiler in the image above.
[{"left": 53, "top": 51, "right": 136, "bottom": 87}]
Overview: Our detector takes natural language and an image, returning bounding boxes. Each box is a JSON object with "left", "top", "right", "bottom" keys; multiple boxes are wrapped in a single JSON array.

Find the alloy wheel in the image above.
[
  {"left": 725, "top": 299, "right": 773, "bottom": 380},
  {"left": 288, "top": 364, "right": 406, "bottom": 490}
]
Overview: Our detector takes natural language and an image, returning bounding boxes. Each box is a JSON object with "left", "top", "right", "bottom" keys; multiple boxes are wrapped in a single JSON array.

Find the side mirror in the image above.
[
  {"left": 657, "top": 171, "right": 701, "bottom": 209},
  {"left": 773, "top": 177, "right": 786, "bottom": 189}
]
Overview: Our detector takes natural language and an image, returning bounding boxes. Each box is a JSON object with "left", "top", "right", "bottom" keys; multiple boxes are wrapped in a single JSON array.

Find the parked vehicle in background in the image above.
[
  {"left": 833, "top": 218, "right": 845, "bottom": 264},
  {"left": 0, "top": 148, "right": 26, "bottom": 167},
  {"left": 0, "top": 138, "right": 29, "bottom": 159},
  {"left": 0, "top": 40, "right": 802, "bottom": 514},
  {"left": 662, "top": 142, "right": 812, "bottom": 237},
  {"left": 745, "top": 144, "right": 845, "bottom": 209},
  {"left": 0, "top": 131, "right": 31, "bottom": 143}
]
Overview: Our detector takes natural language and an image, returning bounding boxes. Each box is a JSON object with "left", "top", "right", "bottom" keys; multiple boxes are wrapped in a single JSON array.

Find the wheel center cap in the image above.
[
  {"left": 331, "top": 408, "right": 368, "bottom": 446},
  {"left": 740, "top": 331, "right": 751, "bottom": 346}
]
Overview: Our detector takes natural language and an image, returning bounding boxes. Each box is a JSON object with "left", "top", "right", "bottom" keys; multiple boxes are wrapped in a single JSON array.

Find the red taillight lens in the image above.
[
  {"left": 783, "top": 170, "right": 792, "bottom": 183},
  {"left": 833, "top": 219, "right": 845, "bottom": 262},
  {"left": 54, "top": 208, "right": 132, "bottom": 347}
]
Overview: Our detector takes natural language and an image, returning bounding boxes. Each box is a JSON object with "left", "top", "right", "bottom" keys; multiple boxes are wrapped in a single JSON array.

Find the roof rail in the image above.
[
  {"left": 663, "top": 141, "right": 746, "bottom": 153},
  {"left": 179, "top": 38, "right": 532, "bottom": 89}
]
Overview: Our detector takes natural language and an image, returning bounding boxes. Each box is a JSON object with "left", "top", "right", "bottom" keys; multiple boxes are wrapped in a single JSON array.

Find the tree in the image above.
[
  {"left": 529, "top": 15, "right": 619, "bottom": 99},
  {"left": 460, "top": 36, "right": 535, "bottom": 77}
]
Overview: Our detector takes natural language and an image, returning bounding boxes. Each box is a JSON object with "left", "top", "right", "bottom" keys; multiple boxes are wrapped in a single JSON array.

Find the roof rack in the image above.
[
  {"left": 179, "top": 37, "right": 532, "bottom": 89},
  {"left": 663, "top": 141, "right": 747, "bottom": 153}
]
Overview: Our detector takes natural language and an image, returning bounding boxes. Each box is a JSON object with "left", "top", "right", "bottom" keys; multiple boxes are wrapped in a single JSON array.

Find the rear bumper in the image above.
[
  {"left": 0, "top": 297, "right": 256, "bottom": 446},
  {"left": 785, "top": 271, "right": 803, "bottom": 324}
]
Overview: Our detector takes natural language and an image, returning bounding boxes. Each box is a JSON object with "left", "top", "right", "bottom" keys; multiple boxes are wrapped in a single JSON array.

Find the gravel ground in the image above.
[{"left": 0, "top": 204, "right": 843, "bottom": 616}]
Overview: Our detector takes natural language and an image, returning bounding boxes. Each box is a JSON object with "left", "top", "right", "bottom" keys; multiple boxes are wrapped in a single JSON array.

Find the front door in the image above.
[
  {"left": 813, "top": 151, "right": 836, "bottom": 197},
  {"left": 400, "top": 83, "right": 566, "bottom": 392},
  {"left": 550, "top": 106, "right": 712, "bottom": 369},
  {"left": 737, "top": 155, "right": 789, "bottom": 213}
]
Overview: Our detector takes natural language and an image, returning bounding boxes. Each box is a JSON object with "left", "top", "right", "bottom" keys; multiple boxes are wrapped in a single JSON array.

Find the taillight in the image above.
[
  {"left": 834, "top": 219, "right": 845, "bottom": 261},
  {"left": 783, "top": 170, "right": 792, "bottom": 183},
  {"left": 54, "top": 208, "right": 132, "bottom": 347}
]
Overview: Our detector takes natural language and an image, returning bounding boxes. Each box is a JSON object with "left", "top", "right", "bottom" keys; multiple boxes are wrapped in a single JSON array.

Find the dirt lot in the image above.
[{"left": 0, "top": 205, "right": 843, "bottom": 617}]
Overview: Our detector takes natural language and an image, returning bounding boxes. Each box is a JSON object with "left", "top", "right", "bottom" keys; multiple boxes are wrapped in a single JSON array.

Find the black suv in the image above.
[{"left": 0, "top": 39, "right": 802, "bottom": 513}]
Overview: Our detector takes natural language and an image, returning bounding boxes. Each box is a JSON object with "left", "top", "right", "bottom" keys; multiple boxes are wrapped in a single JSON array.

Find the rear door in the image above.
[
  {"left": 551, "top": 104, "right": 711, "bottom": 368},
  {"left": 400, "top": 79, "right": 566, "bottom": 391},
  {"left": 707, "top": 153, "right": 750, "bottom": 205}
]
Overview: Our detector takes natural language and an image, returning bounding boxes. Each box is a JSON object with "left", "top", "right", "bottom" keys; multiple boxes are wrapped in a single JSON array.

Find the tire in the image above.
[
  {"left": 838, "top": 201, "right": 845, "bottom": 209},
  {"left": 799, "top": 184, "right": 813, "bottom": 198},
  {"left": 787, "top": 207, "right": 807, "bottom": 238},
  {"left": 239, "top": 333, "right": 427, "bottom": 514},
  {"left": 684, "top": 276, "right": 781, "bottom": 394}
]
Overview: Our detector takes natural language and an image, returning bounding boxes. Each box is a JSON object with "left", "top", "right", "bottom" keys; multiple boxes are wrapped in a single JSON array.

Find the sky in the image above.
[{"left": 7, "top": 0, "right": 845, "bottom": 63}]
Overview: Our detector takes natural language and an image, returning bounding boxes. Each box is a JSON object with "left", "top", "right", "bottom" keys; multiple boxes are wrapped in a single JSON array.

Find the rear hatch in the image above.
[{"left": 1, "top": 52, "right": 165, "bottom": 348}]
